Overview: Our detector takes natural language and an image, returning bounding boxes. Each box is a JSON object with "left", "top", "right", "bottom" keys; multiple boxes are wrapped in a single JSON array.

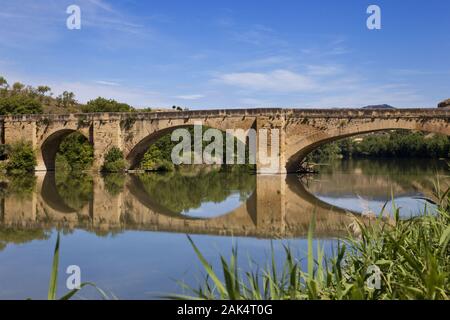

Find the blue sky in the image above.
[{"left": 0, "top": 0, "right": 449, "bottom": 109}]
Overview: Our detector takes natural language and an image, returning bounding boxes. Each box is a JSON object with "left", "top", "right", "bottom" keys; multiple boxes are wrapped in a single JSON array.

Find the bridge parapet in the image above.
[{"left": 0, "top": 107, "right": 448, "bottom": 122}]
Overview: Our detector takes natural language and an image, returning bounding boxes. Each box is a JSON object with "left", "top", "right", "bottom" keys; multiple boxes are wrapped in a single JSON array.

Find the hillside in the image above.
[{"left": 0, "top": 76, "right": 176, "bottom": 115}]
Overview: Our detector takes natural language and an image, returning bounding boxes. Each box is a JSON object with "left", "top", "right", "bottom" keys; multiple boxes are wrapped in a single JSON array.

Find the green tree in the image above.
[
  {"left": 5, "top": 141, "right": 37, "bottom": 174},
  {"left": 11, "top": 82, "right": 25, "bottom": 92},
  {"left": 102, "top": 147, "right": 127, "bottom": 172},
  {"left": 0, "top": 76, "right": 8, "bottom": 89},
  {"left": 56, "top": 91, "right": 76, "bottom": 108},
  {"left": 37, "top": 85, "right": 51, "bottom": 97},
  {"left": 56, "top": 133, "right": 93, "bottom": 171},
  {"left": 0, "top": 95, "right": 43, "bottom": 115},
  {"left": 82, "top": 97, "right": 133, "bottom": 113}
]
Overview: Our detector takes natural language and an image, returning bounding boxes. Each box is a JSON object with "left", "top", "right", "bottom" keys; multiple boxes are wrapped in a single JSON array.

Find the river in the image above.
[{"left": 0, "top": 159, "right": 448, "bottom": 299}]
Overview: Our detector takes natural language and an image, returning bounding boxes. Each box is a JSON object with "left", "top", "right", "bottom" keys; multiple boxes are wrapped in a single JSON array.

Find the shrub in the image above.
[
  {"left": 82, "top": 97, "right": 133, "bottom": 113},
  {"left": 140, "top": 145, "right": 174, "bottom": 172},
  {"left": 0, "top": 95, "right": 43, "bottom": 115},
  {"left": 5, "top": 141, "right": 37, "bottom": 174},
  {"left": 102, "top": 147, "right": 127, "bottom": 172},
  {"left": 56, "top": 133, "right": 94, "bottom": 171}
]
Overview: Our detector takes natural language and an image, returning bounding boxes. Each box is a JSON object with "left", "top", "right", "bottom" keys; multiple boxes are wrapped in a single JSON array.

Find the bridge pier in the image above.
[
  {"left": 91, "top": 118, "right": 122, "bottom": 171},
  {"left": 91, "top": 175, "right": 123, "bottom": 228},
  {"left": 255, "top": 174, "right": 286, "bottom": 235},
  {"left": 255, "top": 115, "right": 287, "bottom": 174}
]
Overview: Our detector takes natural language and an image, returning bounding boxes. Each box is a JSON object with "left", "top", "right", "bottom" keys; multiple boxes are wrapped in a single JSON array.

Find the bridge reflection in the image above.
[{"left": 0, "top": 171, "right": 362, "bottom": 239}]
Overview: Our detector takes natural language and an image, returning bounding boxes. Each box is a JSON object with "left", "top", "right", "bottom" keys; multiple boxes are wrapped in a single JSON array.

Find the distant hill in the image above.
[
  {"left": 362, "top": 104, "right": 396, "bottom": 109},
  {"left": 438, "top": 99, "right": 450, "bottom": 108}
]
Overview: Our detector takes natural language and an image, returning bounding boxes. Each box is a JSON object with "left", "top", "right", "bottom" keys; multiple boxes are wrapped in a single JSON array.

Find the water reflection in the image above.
[
  {"left": 304, "top": 159, "right": 448, "bottom": 217},
  {"left": 0, "top": 160, "right": 448, "bottom": 250}
]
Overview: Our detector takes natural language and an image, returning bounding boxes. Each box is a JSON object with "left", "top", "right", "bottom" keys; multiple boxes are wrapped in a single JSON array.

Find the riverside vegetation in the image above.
[{"left": 178, "top": 179, "right": 450, "bottom": 300}]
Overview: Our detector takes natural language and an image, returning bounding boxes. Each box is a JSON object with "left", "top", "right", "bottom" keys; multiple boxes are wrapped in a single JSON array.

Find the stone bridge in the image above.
[{"left": 1, "top": 108, "right": 449, "bottom": 173}]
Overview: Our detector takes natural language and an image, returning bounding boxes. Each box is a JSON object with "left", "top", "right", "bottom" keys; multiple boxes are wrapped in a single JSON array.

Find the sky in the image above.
[{"left": 0, "top": 0, "right": 449, "bottom": 109}]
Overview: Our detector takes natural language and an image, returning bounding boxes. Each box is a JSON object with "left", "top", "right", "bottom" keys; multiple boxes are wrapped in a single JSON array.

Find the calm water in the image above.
[{"left": 0, "top": 159, "right": 448, "bottom": 299}]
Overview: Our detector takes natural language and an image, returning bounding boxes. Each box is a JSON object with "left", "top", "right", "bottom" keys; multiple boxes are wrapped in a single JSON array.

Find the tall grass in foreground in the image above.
[
  {"left": 175, "top": 186, "right": 450, "bottom": 300},
  {"left": 45, "top": 232, "right": 111, "bottom": 300}
]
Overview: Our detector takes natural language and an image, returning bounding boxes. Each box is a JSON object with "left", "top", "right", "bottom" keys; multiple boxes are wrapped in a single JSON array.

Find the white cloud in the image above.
[
  {"left": 306, "top": 65, "right": 342, "bottom": 76},
  {"left": 175, "top": 94, "right": 205, "bottom": 100},
  {"left": 217, "top": 69, "right": 317, "bottom": 92},
  {"left": 94, "top": 80, "right": 120, "bottom": 86},
  {"left": 86, "top": 0, "right": 116, "bottom": 13}
]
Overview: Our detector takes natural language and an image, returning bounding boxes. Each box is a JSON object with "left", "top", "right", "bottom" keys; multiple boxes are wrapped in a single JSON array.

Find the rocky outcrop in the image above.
[{"left": 438, "top": 99, "right": 450, "bottom": 108}]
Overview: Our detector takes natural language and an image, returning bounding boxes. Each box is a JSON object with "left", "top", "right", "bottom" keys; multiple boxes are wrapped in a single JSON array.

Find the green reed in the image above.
[
  {"left": 45, "top": 232, "right": 112, "bottom": 300},
  {"left": 174, "top": 182, "right": 450, "bottom": 300}
]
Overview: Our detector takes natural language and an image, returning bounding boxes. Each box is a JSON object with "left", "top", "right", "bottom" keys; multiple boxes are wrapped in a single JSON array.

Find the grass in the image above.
[
  {"left": 44, "top": 232, "right": 112, "bottom": 300},
  {"left": 173, "top": 183, "right": 450, "bottom": 300}
]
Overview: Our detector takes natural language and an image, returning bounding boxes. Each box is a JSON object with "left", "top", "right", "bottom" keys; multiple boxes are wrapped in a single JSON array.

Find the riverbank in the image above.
[{"left": 183, "top": 186, "right": 450, "bottom": 300}]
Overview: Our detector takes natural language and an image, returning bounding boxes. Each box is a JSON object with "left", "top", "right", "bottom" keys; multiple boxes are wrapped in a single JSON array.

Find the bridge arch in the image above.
[
  {"left": 40, "top": 173, "right": 87, "bottom": 214},
  {"left": 126, "top": 123, "right": 249, "bottom": 169},
  {"left": 286, "top": 118, "right": 450, "bottom": 172},
  {"left": 126, "top": 125, "right": 189, "bottom": 169},
  {"left": 40, "top": 129, "right": 91, "bottom": 171}
]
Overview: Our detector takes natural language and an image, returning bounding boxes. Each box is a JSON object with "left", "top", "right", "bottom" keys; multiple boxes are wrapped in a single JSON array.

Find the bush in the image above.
[
  {"left": 56, "top": 133, "right": 94, "bottom": 171},
  {"left": 82, "top": 97, "right": 133, "bottom": 113},
  {"left": 5, "top": 141, "right": 37, "bottom": 174},
  {"left": 102, "top": 147, "right": 127, "bottom": 172},
  {"left": 0, "top": 95, "right": 43, "bottom": 115},
  {"left": 140, "top": 145, "right": 174, "bottom": 171}
]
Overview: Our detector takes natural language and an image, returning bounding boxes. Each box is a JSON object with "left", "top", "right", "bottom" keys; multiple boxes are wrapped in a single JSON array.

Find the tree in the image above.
[
  {"left": 0, "top": 76, "right": 7, "bottom": 89},
  {"left": 102, "top": 147, "right": 127, "bottom": 172},
  {"left": 5, "top": 141, "right": 37, "bottom": 174},
  {"left": 11, "top": 82, "right": 25, "bottom": 92},
  {"left": 57, "top": 91, "right": 76, "bottom": 108},
  {"left": 82, "top": 97, "right": 133, "bottom": 113},
  {"left": 57, "top": 133, "right": 93, "bottom": 171},
  {"left": 0, "top": 95, "right": 43, "bottom": 115},
  {"left": 37, "top": 85, "right": 51, "bottom": 96}
]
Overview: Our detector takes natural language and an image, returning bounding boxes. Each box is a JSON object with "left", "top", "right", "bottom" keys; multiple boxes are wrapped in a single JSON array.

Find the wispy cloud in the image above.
[
  {"left": 232, "top": 24, "right": 287, "bottom": 47},
  {"left": 216, "top": 69, "right": 317, "bottom": 92},
  {"left": 86, "top": 0, "right": 116, "bottom": 13},
  {"left": 306, "top": 65, "right": 342, "bottom": 76},
  {"left": 389, "top": 69, "right": 450, "bottom": 76},
  {"left": 175, "top": 94, "right": 205, "bottom": 100},
  {"left": 94, "top": 80, "right": 121, "bottom": 86}
]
